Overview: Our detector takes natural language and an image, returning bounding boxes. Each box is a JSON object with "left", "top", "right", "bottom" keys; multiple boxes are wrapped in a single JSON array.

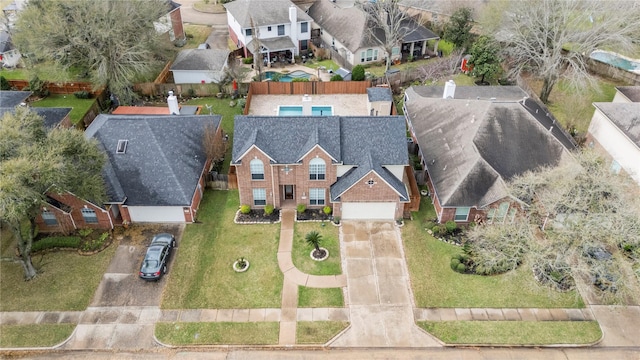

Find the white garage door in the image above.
[
  {"left": 341, "top": 202, "right": 396, "bottom": 220},
  {"left": 127, "top": 206, "right": 186, "bottom": 222}
]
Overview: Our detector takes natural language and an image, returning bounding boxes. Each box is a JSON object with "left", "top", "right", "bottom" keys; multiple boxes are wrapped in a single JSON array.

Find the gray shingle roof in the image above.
[
  {"left": 367, "top": 87, "right": 393, "bottom": 102},
  {"left": 170, "top": 49, "right": 230, "bottom": 71},
  {"left": 85, "top": 114, "right": 221, "bottom": 206},
  {"left": 307, "top": 0, "right": 373, "bottom": 52},
  {"left": 411, "top": 85, "right": 528, "bottom": 101},
  {"left": 405, "top": 86, "right": 570, "bottom": 208},
  {"left": 593, "top": 102, "right": 640, "bottom": 147},
  {"left": 32, "top": 107, "right": 71, "bottom": 129},
  {"left": 0, "top": 90, "right": 30, "bottom": 107},
  {"left": 616, "top": 86, "right": 640, "bottom": 102},
  {"left": 0, "top": 30, "right": 15, "bottom": 53},
  {"left": 224, "top": 0, "right": 311, "bottom": 28},
  {"left": 233, "top": 115, "right": 409, "bottom": 200}
]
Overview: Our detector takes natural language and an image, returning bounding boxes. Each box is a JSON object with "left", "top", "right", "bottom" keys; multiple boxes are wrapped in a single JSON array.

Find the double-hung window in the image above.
[
  {"left": 82, "top": 208, "right": 98, "bottom": 224},
  {"left": 454, "top": 207, "right": 470, "bottom": 222},
  {"left": 253, "top": 188, "right": 267, "bottom": 206},
  {"left": 250, "top": 159, "right": 264, "bottom": 180},
  {"left": 277, "top": 25, "right": 285, "bottom": 36},
  {"left": 309, "top": 158, "right": 325, "bottom": 180},
  {"left": 309, "top": 188, "right": 325, "bottom": 205},
  {"left": 301, "top": 22, "right": 308, "bottom": 33},
  {"left": 42, "top": 210, "right": 57, "bottom": 226}
]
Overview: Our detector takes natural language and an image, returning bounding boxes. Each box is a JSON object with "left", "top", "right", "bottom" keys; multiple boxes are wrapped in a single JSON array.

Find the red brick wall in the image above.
[
  {"left": 236, "top": 147, "right": 338, "bottom": 209},
  {"left": 36, "top": 192, "right": 113, "bottom": 233},
  {"left": 35, "top": 205, "right": 76, "bottom": 235},
  {"left": 170, "top": 8, "right": 185, "bottom": 41},
  {"left": 188, "top": 160, "right": 210, "bottom": 222}
]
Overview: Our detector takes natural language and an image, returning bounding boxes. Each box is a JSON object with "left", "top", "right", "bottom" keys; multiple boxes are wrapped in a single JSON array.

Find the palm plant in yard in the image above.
[{"left": 305, "top": 231, "right": 326, "bottom": 260}]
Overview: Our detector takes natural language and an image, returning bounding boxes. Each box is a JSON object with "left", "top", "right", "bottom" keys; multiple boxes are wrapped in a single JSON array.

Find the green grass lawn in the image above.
[
  {"left": 161, "top": 190, "right": 283, "bottom": 309},
  {"left": 296, "top": 321, "right": 349, "bottom": 344},
  {"left": 527, "top": 76, "right": 622, "bottom": 134},
  {"left": 0, "top": 237, "right": 116, "bottom": 311},
  {"left": 0, "top": 324, "right": 76, "bottom": 348},
  {"left": 403, "top": 201, "right": 584, "bottom": 308},
  {"left": 298, "top": 287, "right": 344, "bottom": 308},
  {"left": 184, "top": 24, "right": 213, "bottom": 49},
  {"left": 183, "top": 97, "right": 243, "bottom": 173},
  {"left": 304, "top": 59, "right": 340, "bottom": 72},
  {"left": 292, "top": 222, "right": 341, "bottom": 276},
  {"left": 156, "top": 322, "right": 279, "bottom": 345},
  {"left": 31, "top": 94, "right": 97, "bottom": 125},
  {"left": 419, "top": 321, "right": 602, "bottom": 345}
]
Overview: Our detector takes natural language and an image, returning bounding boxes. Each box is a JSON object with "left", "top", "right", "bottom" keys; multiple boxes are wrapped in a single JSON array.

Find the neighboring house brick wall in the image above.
[
  {"left": 170, "top": 7, "right": 185, "bottom": 41},
  {"left": 36, "top": 193, "right": 113, "bottom": 233},
  {"left": 35, "top": 205, "right": 75, "bottom": 235}
]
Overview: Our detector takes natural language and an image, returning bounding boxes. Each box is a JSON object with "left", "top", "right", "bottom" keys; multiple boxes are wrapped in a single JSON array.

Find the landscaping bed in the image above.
[
  {"left": 235, "top": 209, "right": 281, "bottom": 223},
  {"left": 296, "top": 208, "right": 331, "bottom": 222}
]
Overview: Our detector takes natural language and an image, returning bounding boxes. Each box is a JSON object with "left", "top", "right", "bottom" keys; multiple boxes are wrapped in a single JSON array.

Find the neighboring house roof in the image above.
[
  {"left": 1, "top": 91, "right": 71, "bottom": 129},
  {"left": 224, "top": 0, "right": 311, "bottom": 28},
  {"left": 615, "top": 86, "right": 640, "bottom": 102},
  {"left": 593, "top": 102, "right": 640, "bottom": 148},
  {"left": 0, "top": 30, "right": 15, "bottom": 53},
  {"left": 400, "top": 17, "right": 438, "bottom": 42},
  {"left": 367, "top": 87, "right": 393, "bottom": 102},
  {"left": 170, "top": 49, "right": 230, "bottom": 72},
  {"left": 232, "top": 115, "right": 409, "bottom": 201},
  {"left": 85, "top": 114, "right": 221, "bottom": 206},
  {"left": 308, "top": 0, "right": 373, "bottom": 52},
  {"left": 167, "top": 0, "right": 181, "bottom": 11},
  {"left": 247, "top": 36, "right": 296, "bottom": 53},
  {"left": 0, "top": 90, "right": 30, "bottom": 106},
  {"left": 405, "top": 86, "right": 573, "bottom": 208}
]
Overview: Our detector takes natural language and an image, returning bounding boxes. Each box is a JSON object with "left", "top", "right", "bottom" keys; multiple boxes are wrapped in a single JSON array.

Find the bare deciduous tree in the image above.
[
  {"left": 417, "top": 49, "right": 462, "bottom": 84},
  {"left": 13, "top": 0, "right": 171, "bottom": 104},
  {"left": 203, "top": 123, "right": 225, "bottom": 164},
  {"left": 497, "top": 0, "right": 640, "bottom": 103}
]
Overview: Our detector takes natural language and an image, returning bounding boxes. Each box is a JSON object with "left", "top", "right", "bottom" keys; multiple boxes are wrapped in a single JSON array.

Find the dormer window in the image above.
[{"left": 116, "top": 140, "right": 128, "bottom": 154}]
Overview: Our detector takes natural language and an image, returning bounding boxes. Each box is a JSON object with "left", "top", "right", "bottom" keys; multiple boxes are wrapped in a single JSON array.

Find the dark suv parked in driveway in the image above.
[{"left": 139, "top": 233, "right": 176, "bottom": 281}]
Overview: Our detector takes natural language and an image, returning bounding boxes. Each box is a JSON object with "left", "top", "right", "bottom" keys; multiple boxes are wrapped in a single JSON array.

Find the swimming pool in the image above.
[
  {"left": 277, "top": 105, "right": 334, "bottom": 116},
  {"left": 264, "top": 70, "right": 312, "bottom": 82},
  {"left": 590, "top": 50, "right": 640, "bottom": 73}
]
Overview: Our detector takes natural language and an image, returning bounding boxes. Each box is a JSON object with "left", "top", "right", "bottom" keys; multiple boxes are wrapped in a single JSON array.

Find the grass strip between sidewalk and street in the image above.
[
  {"left": 298, "top": 286, "right": 344, "bottom": 308},
  {"left": 418, "top": 321, "right": 602, "bottom": 345},
  {"left": 155, "top": 322, "right": 279, "bottom": 345},
  {"left": 296, "top": 321, "right": 349, "bottom": 344},
  {"left": 292, "top": 222, "right": 341, "bottom": 276},
  {"left": 0, "top": 324, "right": 76, "bottom": 348}
]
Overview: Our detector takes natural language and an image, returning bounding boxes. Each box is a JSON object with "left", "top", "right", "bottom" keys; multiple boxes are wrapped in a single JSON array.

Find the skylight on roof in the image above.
[{"left": 116, "top": 140, "right": 128, "bottom": 154}]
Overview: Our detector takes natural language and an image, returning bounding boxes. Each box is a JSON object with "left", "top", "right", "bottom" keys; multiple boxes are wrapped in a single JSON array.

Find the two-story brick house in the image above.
[{"left": 232, "top": 115, "right": 411, "bottom": 220}]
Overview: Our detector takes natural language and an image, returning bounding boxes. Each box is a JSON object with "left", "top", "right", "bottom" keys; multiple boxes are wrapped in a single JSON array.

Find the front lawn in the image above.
[
  {"left": 0, "top": 324, "right": 76, "bottom": 348},
  {"left": 156, "top": 322, "right": 279, "bottom": 345},
  {"left": 292, "top": 222, "right": 341, "bottom": 276},
  {"left": 298, "top": 287, "right": 344, "bottom": 308},
  {"left": 161, "top": 190, "right": 283, "bottom": 309},
  {"left": 403, "top": 201, "right": 584, "bottom": 308},
  {"left": 419, "top": 321, "right": 602, "bottom": 345},
  {"left": 0, "top": 231, "right": 116, "bottom": 312},
  {"left": 31, "top": 94, "right": 97, "bottom": 125}
]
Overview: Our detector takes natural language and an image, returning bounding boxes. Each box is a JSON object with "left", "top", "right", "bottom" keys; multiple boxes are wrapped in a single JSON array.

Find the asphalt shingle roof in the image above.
[
  {"left": 1, "top": 91, "right": 71, "bottom": 130},
  {"left": 232, "top": 115, "right": 409, "bottom": 201},
  {"left": 85, "top": 114, "right": 221, "bottom": 206},
  {"left": 307, "top": 0, "right": 374, "bottom": 52},
  {"left": 616, "top": 86, "right": 640, "bottom": 102},
  {"left": 593, "top": 102, "right": 640, "bottom": 147},
  {"left": 0, "top": 90, "right": 30, "bottom": 107},
  {"left": 404, "top": 86, "right": 571, "bottom": 208},
  {"left": 170, "top": 49, "right": 230, "bottom": 71},
  {"left": 367, "top": 87, "right": 393, "bottom": 102},
  {"left": 224, "top": 0, "right": 311, "bottom": 28}
]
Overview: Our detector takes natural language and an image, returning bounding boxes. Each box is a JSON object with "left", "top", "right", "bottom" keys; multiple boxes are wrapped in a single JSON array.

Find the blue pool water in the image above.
[
  {"left": 278, "top": 106, "right": 303, "bottom": 116},
  {"left": 264, "top": 70, "right": 312, "bottom": 82},
  {"left": 312, "top": 106, "right": 333, "bottom": 116},
  {"left": 590, "top": 50, "right": 640, "bottom": 72},
  {"left": 277, "top": 105, "right": 334, "bottom": 116}
]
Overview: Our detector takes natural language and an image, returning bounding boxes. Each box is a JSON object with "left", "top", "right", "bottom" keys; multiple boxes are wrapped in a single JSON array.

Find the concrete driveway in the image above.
[
  {"left": 63, "top": 224, "right": 183, "bottom": 350},
  {"left": 329, "top": 221, "right": 441, "bottom": 347}
]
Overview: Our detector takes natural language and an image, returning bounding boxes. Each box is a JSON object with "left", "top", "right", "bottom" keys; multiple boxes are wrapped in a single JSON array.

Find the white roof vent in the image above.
[
  {"left": 443, "top": 80, "right": 456, "bottom": 99},
  {"left": 116, "top": 140, "right": 128, "bottom": 154}
]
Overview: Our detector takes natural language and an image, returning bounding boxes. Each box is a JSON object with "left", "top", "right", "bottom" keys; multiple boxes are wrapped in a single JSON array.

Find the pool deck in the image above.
[{"left": 248, "top": 94, "right": 370, "bottom": 116}]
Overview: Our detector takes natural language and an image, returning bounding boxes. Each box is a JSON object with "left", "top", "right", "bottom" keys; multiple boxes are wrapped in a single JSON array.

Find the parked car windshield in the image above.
[{"left": 142, "top": 260, "right": 159, "bottom": 269}]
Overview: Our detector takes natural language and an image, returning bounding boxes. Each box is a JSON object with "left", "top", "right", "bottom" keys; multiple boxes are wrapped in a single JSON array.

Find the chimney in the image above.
[
  {"left": 289, "top": 5, "right": 298, "bottom": 56},
  {"left": 167, "top": 91, "right": 180, "bottom": 115},
  {"left": 443, "top": 80, "right": 456, "bottom": 99},
  {"left": 302, "top": 94, "right": 312, "bottom": 116}
]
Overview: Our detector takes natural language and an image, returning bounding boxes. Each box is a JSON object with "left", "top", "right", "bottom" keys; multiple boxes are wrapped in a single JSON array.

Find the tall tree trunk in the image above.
[
  {"left": 11, "top": 219, "right": 37, "bottom": 280},
  {"left": 539, "top": 76, "right": 556, "bottom": 104}
]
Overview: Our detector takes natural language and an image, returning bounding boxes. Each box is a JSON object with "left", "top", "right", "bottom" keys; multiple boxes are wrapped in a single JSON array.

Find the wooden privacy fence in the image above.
[
  {"left": 205, "top": 172, "right": 230, "bottom": 190},
  {"left": 248, "top": 80, "right": 372, "bottom": 95},
  {"left": 7, "top": 80, "right": 99, "bottom": 95}
]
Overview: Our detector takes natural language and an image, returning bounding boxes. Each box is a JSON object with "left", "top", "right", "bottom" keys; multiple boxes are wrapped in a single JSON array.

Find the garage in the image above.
[
  {"left": 127, "top": 206, "right": 187, "bottom": 223},
  {"left": 341, "top": 202, "right": 396, "bottom": 220}
]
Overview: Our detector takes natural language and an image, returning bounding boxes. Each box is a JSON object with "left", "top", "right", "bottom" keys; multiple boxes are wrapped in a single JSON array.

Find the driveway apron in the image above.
[{"left": 329, "top": 221, "right": 441, "bottom": 347}]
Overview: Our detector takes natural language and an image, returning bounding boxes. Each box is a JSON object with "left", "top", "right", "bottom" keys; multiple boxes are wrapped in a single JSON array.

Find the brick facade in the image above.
[
  {"left": 169, "top": 7, "right": 185, "bottom": 42},
  {"left": 338, "top": 171, "right": 405, "bottom": 219},
  {"left": 36, "top": 192, "right": 113, "bottom": 234}
]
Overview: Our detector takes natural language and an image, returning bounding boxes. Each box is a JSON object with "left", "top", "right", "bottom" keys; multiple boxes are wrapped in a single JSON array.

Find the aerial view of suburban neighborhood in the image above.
[{"left": 2, "top": 0, "right": 640, "bottom": 358}]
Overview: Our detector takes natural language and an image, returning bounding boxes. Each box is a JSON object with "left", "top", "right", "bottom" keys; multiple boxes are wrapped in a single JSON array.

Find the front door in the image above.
[{"left": 284, "top": 185, "right": 294, "bottom": 200}]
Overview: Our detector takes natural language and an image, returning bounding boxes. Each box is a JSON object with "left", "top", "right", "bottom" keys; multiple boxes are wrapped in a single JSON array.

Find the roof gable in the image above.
[{"left": 86, "top": 114, "right": 221, "bottom": 206}]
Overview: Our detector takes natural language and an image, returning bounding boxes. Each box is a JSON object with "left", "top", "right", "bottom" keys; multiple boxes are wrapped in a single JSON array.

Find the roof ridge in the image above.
[{"left": 145, "top": 120, "right": 189, "bottom": 204}]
